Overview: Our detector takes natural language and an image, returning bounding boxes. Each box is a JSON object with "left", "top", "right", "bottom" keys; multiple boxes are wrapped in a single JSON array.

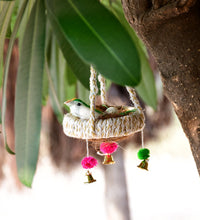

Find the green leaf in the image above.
[
  {"left": 77, "top": 80, "right": 89, "bottom": 104},
  {"left": 45, "top": 1, "right": 90, "bottom": 89},
  {"left": 8, "top": 1, "right": 19, "bottom": 36},
  {"left": 0, "top": 1, "right": 15, "bottom": 66},
  {"left": 45, "top": 26, "right": 75, "bottom": 121},
  {"left": 66, "top": 64, "right": 76, "bottom": 86},
  {"left": 101, "top": 0, "right": 157, "bottom": 109},
  {"left": 0, "top": 62, "right": 3, "bottom": 88},
  {"left": 64, "top": 79, "right": 76, "bottom": 103},
  {"left": 15, "top": 0, "right": 46, "bottom": 187},
  {"left": 45, "top": 35, "right": 63, "bottom": 122},
  {"left": 6, "top": 144, "right": 15, "bottom": 155},
  {"left": 2, "top": 0, "right": 28, "bottom": 155},
  {"left": 18, "top": 0, "right": 35, "bottom": 50},
  {"left": 58, "top": 49, "right": 76, "bottom": 103},
  {"left": 45, "top": 59, "right": 63, "bottom": 123},
  {"left": 46, "top": 0, "right": 141, "bottom": 88},
  {"left": 62, "top": 65, "right": 76, "bottom": 107},
  {"left": 42, "top": 65, "right": 49, "bottom": 106},
  {"left": 135, "top": 54, "right": 157, "bottom": 110}
]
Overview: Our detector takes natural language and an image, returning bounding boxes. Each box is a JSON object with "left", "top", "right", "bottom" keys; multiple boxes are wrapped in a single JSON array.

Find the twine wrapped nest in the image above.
[{"left": 63, "top": 66, "right": 145, "bottom": 142}]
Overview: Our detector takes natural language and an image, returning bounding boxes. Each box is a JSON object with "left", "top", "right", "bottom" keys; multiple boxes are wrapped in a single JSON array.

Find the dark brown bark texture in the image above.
[{"left": 122, "top": 0, "right": 200, "bottom": 174}]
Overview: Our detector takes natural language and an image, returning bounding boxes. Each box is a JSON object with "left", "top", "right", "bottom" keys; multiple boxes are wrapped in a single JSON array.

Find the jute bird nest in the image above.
[{"left": 63, "top": 66, "right": 145, "bottom": 141}]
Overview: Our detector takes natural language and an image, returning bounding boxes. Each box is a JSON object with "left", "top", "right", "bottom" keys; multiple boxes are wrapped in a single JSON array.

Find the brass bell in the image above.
[
  {"left": 103, "top": 154, "right": 115, "bottom": 165},
  {"left": 84, "top": 170, "right": 96, "bottom": 184},
  {"left": 137, "top": 160, "right": 149, "bottom": 171}
]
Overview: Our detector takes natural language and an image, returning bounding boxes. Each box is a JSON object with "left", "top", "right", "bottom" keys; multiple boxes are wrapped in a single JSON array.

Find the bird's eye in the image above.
[{"left": 77, "top": 102, "right": 81, "bottom": 106}]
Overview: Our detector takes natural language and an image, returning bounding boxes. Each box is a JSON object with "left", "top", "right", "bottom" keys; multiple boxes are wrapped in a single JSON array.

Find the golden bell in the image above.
[
  {"left": 137, "top": 160, "right": 149, "bottom": 171},
  {"left": 103, "top": 154, "right": 115, "bottom": 165},
  {"left": 84, "top": 171, "right": 96, "bottom": 184}
]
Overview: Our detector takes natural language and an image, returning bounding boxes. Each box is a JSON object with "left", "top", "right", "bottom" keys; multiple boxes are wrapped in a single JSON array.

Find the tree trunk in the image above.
[
  {"left": 104, "top": 149, "right": 131, "bottom": 220},
  {"left": 122, "top": 0, "right": 200, "bottom": 174}
]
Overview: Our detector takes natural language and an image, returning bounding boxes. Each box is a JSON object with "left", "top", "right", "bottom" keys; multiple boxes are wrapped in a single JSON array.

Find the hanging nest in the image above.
[
  {"left": 63, "top": 108, "right": 144, "bottom": 141},
  {"left": 63, "top": 66, "right": 145, "bottom": 142}
]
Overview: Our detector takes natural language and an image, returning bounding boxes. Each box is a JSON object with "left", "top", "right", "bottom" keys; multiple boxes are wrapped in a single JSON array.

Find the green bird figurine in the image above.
[{"left": 64, "top": 98, "right": 103, "bottom": 119}]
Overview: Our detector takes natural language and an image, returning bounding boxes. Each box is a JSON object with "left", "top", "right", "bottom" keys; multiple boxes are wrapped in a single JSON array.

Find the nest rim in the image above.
[{"left": 63, "top": 110, "right": 145, "bottom": 141}]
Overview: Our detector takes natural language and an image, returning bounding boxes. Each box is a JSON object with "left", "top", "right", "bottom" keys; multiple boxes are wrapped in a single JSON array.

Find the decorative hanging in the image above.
[
  {"left": 100, "top": 142, "right": 118, "bottom": 165},
  {"left": 137, "top": 148, "right": 150, "bottom": 170},
  {"left": 63, "top": 65, "right": 149, "bottom": 183},
  {"left": 137, "top": 131, "right": 150, "bottom": 171},
  {"left": 81, "top": 140, "right": 98, "bottom": 183},
  {"left": 63, "top": 66, "right": 145, "bottom": 141}
]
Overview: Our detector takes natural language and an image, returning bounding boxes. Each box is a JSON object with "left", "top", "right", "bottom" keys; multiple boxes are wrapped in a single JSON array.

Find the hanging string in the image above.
[
  {"left": 117, "top": 144, "right": 129, "bottom": 153},
  {"left": 141, "top": 129, "right": 144, "bottom": 148},
  {"left": 86, "top": 139, "right": 89, "bottom": 157}
]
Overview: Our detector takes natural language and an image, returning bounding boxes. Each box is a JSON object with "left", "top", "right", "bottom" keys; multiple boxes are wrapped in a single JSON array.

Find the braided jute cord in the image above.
[
  {"left": 98, "top": 74, "right": 107, "bottom": 105},
  {"left": 126, "top": 86, "right": 143, "bottom": 113},
  {"left": 98, "top": 74, "right": 143, "bottom": 114},
  {"left": 89, "top": 66, "right": 98, "bottom": 136},
  {"left": 97, "top": 72, "right": 143, "bottom": 114}
]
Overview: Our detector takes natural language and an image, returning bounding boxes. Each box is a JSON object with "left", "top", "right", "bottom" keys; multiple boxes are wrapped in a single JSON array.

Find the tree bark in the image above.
[
  {"left": 104, "top": 149, "right": 131, "bottom": 220},
  {"left": 122, "top": 0, "right": 200, "bottom": 174}
]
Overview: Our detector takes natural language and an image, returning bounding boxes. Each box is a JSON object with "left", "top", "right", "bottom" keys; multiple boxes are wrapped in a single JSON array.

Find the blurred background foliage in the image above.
[{"left": 0, "top": 0, "right": 172, "bottom": 189}]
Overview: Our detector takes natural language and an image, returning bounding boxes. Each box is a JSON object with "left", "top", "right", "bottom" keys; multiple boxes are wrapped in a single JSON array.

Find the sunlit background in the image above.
[{"left": 1, "top": 113, "right": 200, "bottom": 220}]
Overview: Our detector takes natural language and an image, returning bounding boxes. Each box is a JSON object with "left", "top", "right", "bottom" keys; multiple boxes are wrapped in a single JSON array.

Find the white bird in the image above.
[
  {"left": 64, "top": 98, "right": 137, "bottom": 120},
  {"left": 64, "top": 98, "right": 103, "bottom": 120}
]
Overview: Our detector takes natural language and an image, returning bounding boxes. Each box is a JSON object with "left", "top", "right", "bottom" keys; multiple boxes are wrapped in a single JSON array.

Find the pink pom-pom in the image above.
[
  {"left": 100, "top": 142, "right": 118, "bottom": 154},
  {"left": 81, "top": 156, "right": 98, "bottom": 169}
]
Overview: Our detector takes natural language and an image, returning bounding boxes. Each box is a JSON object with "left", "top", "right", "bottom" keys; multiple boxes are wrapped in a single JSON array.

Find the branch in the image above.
[
  {"left": 146, "top": 0, "right": 197, "bottom": 22},
  {"left": 122, "top": 0, "right": 197, "bottom": 25}
]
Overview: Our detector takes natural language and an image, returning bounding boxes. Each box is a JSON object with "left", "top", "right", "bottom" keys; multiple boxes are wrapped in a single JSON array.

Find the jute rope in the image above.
[
  {"left": 98, "top": 74, "right": 107, "bottom": 105},
  {"left": 97, "top": 74, "right": 143, "bottom": 114},
  {"left": 89, "top": 66, "right": 98, "bottom": 136},
  {"left": 126, "top": 86, "right": 143, "bottom": 113}
]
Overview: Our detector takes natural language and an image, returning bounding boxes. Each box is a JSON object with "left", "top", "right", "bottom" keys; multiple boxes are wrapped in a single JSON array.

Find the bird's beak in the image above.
[
  {"left": 64, "top": 98, "right": 76, "bottom": 106},
  {"left": 64, "top": 101, "right": 70, "bottom": 106},
  {"left": 64, "top": 101, "right": 71, "bottom": 107}
]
